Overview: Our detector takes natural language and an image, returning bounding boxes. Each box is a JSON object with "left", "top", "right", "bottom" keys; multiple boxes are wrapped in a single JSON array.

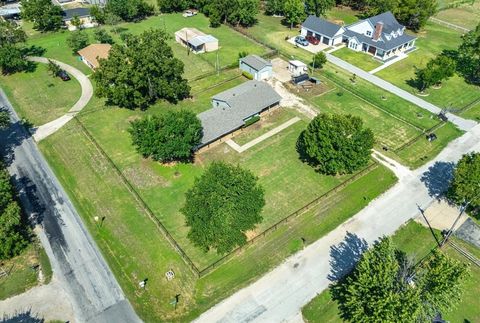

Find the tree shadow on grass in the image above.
[
  {"left": 420, "top": 161, "right": 455, "bottom": 201},
  {"left": 0, "top": 120, "right": 33, "bottom": 167},
  {"left": 328, "top": 232, "right": 368, "bottom": 282}
]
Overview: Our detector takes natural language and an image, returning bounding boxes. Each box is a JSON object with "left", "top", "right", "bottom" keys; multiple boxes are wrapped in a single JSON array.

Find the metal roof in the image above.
[
  {"left": 0, "top": 3, "right": 21, "bottom": 17},
  {"left": 302, "top": 15, "right": 343, "bottom": 38},
  {"left": 198, "top": 81, "right": 282, "bottom": 146},
  {"left": 188, "top": 35, "right": 218, "bottom": 47},
  {"left": 240, "top": 55, "right": 272, "bottom": 71}
]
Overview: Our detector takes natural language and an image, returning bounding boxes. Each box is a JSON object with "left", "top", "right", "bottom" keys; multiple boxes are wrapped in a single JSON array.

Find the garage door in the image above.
[{"left": 322, "top": 37, "right": 330, "bottom": 45}]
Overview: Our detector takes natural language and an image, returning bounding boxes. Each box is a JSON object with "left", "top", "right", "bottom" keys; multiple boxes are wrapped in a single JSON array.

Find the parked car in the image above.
[
  {"left": 295, "top": 36, "right": 309, "bottom": 46},
  {"left": 57, "top": 70, "right": 70, "bottom": 81},
  {"left": 306, "top": 35, "right": 320, "bottom": 45},
  {"left": 182, "top": 10, "right": 198, "bottom": 17}
]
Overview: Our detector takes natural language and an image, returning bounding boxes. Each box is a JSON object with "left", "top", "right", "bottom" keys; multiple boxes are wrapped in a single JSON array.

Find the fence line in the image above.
[
  {"left": 429, "top": 17, "right": 471, "bottom": 33},
  {"left": 448, "top": 240, "right": 480, "bottom": 267},
  {"left": 72, "top": 116, "right": 201, "bottom": 277},
  {"left": 198, "top": 161, "right": 379, "bottom": 276}
]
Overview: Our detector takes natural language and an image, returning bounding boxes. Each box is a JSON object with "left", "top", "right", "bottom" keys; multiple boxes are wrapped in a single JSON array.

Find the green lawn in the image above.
[
  {"left": 459, "top": 101, "right": 480, "bottom": 121},
  {"left": 435, "top": 1, "right": 480, "bottom": 29},
  {"left": 302, "top": 221, "right": 480, "bottom": 323},
  {"left": 0, "top": 244, "right": 52, "bottom": 300},
  {"left": 0, "top": 64, "right": 81, "bottom": 126},
  {"left": 331, "top": 47, "right": 383, "bottom": 72},
  {"left": 376, "top": 22, "right": 480, "bottom": 110},
  {"left": 25, "top": 13, "right": 269, "bottom": 80}
]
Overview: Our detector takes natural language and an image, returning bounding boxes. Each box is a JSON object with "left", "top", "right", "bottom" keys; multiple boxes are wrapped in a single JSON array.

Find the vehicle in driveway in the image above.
[
  {"left": 57, "top": 70, "right": 70, "bottom": 81},
  {"left": 306, "top": 35, "right": 319, "bottom": 45},
  {"left": 182, "top": 10, "right": 198, "bottom": 17},
  {"left": 295, "top": 36, "right": 309, "bottom": 46}
]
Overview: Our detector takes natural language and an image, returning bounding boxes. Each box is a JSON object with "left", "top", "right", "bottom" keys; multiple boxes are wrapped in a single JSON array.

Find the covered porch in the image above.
[{"left": 361, "top": 40, "right": 416, "bottom": 61}]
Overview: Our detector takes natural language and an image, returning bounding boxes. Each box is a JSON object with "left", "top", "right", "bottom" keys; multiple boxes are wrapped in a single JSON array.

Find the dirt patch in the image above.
[
  {"left": 122, "top": 163, "right": 171, "bottom": 189},
  {"left": 245, "top": 229, "right": 259, "bottom": 241}
]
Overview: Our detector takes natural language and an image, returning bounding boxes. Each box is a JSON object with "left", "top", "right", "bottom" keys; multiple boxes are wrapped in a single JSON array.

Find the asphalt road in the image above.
[{"left": 0, "top": 89, "right": 141, "bottom": 323}]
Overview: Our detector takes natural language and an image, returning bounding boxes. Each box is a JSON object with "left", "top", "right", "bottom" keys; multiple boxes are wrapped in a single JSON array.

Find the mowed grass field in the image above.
[
  {"left": 376, "top": 22, "right": 480, "bottom": 110},
  {"left": 0, "top": 64, "right": 81, "bottom": 126},
  {"left": 435, "top": 1, "right": 480, "bottom": 29},
  {"left": 25, "top": 13, "right": 270, "bottom": 80},
  {"left": 330, "top": 47, "right": 383, "bottom": 72},
  {"left": 302, "top": 221, "right": 480, "bottom": 323}
]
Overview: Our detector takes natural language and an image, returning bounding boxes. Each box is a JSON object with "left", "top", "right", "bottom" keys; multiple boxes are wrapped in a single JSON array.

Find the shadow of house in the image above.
[
  {"left": 420, "top": 161, "right": 455, "bottom": 201},
  {"left": 1, "top": 309, "right": 44, "bottom": 323},
  {"left": 328, "top": 232, "right": 368, "bottom": 282}
]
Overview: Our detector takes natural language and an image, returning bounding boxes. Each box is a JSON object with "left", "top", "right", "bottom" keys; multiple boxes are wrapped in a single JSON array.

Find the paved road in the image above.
[
  {"left": 326, "top": 53, "right": 478, "bottom": 132},
  {"left": 0, "top": 89, "right": 140, "bottom": 323},
  {"left": 195, "top": 121, "right": 480, "bottom": 322},
  {"left": 27, "top": 57, "right": 93, "bottom": 142}
]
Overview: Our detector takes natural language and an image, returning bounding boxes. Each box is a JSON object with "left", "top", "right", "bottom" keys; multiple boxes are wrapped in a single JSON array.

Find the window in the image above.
[{"left": 366, "top": 30, "right": 372, "bottom": 37}]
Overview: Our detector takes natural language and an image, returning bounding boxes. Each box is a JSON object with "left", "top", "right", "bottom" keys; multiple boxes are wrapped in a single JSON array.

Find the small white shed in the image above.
[
  {"left": 239, "top": 55, "right": 273, "bottom": 80},
  {"left": 288, "top": 60, "right": 308, "bottom": 77}
]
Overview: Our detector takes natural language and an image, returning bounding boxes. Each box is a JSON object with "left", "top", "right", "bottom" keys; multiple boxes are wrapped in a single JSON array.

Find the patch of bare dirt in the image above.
[{"left": 123, "top": 163, "right": 171, "bottom": 189}]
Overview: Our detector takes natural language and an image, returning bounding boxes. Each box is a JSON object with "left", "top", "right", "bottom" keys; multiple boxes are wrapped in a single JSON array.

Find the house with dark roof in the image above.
[
  {"left": 301, "top": 15, "right": 345, "bottom": 46},
  {"left": 62, "top": 8, "right": 95, "bottom": 30},
  {"left": 301, "top": 11, "right": 416, "bottom": 60},
  {"left": 197, "top": 81, "right": 282, "bottom": 149},
  {"left": 239, "top": 55, "right": 272, "bottom": 80}
]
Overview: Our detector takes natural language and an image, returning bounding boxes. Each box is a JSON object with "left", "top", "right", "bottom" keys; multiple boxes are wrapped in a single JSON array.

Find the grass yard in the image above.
[
  {"left": 376, "top": 22, "right": 480, "bottom": 110},
  {"left": 0, "top": 64, "right": 81, "bottom": 126},
  {"left": 331, "top": 47, "right": 383, "bottom": 72},
  {"left": 435, "top": 1, "right": 480, "bottom": 29},
  {"left": 0, "top": 244, "right": 52, "bottom": 300},
  {"left": 460, "top": 101, "right": 480, "bottom": 121},
  {"left": 24, "top": 13, "right": 269, "bottom": 80},
  {"left": 302, "top": 221, "right": 480, "bottom": 323}
]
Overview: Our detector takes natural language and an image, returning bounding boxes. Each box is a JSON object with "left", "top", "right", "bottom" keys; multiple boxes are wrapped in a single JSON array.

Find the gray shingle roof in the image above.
[
  {"left": 198, "top": 81, "right": 282, "bottom": 146},
  {"left": 302, "top": 15, "right": 343, "bottom": 38},
  {"left": 62, "top": 8, "right": 91, "bottom": 21},
  {"left": 367, "top": 11, "right": 403, "bottom": 35},
  {"left": 240, "top": 55, "right": 272, "bottom": 71},
  {"left": 344, "top": 28, "right": 416, "bottom": 51}
]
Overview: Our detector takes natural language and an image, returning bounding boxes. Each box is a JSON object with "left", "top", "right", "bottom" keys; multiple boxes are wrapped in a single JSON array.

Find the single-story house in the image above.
[
  {"left": 197, "top": 80, "right": 282, "bottom": 149},
  {"left": 239, "top": 55, "right": 272, "bottom": 80},
  {"left": 0, "top": 3, "right": 21, "bottom": 19},
  {"left": 300, "top": 11, "right": 416, "bottom": 60},
  {"left": 62, "top": 8, "right": 95, "bottom": 30},
  {"left": 301, "top": 15, "right": 345, "bottom": 46},
  {"left": 78, "top": 44, "right": 111, "bottom": 69},
  {"left": 175, "top": 27, "right": 218, "bottom": 54}
]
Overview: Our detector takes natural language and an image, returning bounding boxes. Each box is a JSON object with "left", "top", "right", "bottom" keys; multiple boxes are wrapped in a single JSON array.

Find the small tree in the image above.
[
  {"left": 181, "top": 162, "right": 265, "bottom": 254},
  {"left": 70, "top": 15, "right": 82, "bottom": 30},
  {"left": 297, "top": 113, "right": 374, "bottom": 175},
  {"left": 90, "top": 5, "right": 106, "bottom": 24},
  {"left": 414, "top": 64, "right": 436, "bottom": 92},
  {"left": 94, "top": 29, "right": 114, "bottom": 44},
  {"left": 311, "top": 51, "right": 327, "bottom": 69},
  {"left": 447, "top": 152, "right": 480, "bottom": 216},
  {"left": 66, "top": 30, "right": 90, "bottom": 53},
  {"left": 0, "top": 109, "right": 10, "bottom": 129},
  {"left": 128, "top": 110, "right": 202, "bottom": 163},
  {"left": 47, "top": 59, "right": 61, "bottom": 77},
  {"left": 283, "top": 0, "right": 305, "bottom": 29}
]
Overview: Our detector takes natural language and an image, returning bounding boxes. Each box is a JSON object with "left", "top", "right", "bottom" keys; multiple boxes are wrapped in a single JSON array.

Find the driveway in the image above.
[
  {"left": 194, "top": 121, "right": 480, "bottom": 322},
  {"left": 0, "top": 90, "right": 140, "bottom": 323},
  {"left": 287, "top": 37, "right": 329, "bottom": 53},
  {"left": 326, "top": 53, "right": 477, "bottom": 132},
  {"left": 27, "top": 57, "right": 93, "bottom": 142}
]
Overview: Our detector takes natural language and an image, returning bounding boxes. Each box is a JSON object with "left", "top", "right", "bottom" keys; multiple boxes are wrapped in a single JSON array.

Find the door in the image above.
[{"left": 322, "top": 37, "right": 330, "bottom": 45}]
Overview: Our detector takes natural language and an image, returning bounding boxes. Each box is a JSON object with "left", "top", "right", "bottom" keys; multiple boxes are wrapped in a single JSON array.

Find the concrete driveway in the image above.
[{"left": 287, "top": 37, "right": 329, "bottom": 53}]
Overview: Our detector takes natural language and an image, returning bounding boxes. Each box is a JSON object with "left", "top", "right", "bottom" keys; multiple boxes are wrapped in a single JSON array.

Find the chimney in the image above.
[{"left": 373, "top": 22, "right": 383, "bottom": 41}]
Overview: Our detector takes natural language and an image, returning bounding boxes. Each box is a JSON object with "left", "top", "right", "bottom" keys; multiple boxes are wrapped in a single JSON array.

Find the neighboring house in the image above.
[
  {"left": 197, "top": 80, "right": 282, "bottom": 149},
  {"left": 239, "top": 55, "right": 273, "bottom": 81},
  {"left": 62, "top": 7, "right": 95, "bottom": 30},
  {"left": 174, "top": 27, "right": 218, "bottom": 54},
  {"left": 301, "top": 15, "right": 345, "bottom": 46},
  {"left": 301, "top": 11, "right": 417, "bottom": 60},
  {"left": 78, "top": 43, "right": 111, "bottom": 69},
  {"left": 0, "top": 2, "right": 21, "bottom": 19}
]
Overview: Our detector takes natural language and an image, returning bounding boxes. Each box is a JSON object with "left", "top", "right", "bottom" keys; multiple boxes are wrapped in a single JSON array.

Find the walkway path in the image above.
[
  {"left": 194, "top": 122, "right": 480, "bottom": 323},
  {"left": 369, "top": 52, "right": 407, "bottom": 74},
  {"left": 27, "top": 57, "right": 93, "bottom": 142},
  {"left": 326, "top": 53, "right": 477, "bottom": 131},
  {"left": 226, "top": 117, "right": 301, "bottom": 153}
]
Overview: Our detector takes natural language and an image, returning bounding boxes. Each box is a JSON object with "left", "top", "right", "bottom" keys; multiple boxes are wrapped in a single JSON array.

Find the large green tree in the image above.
[
  {"left": 447, "top": 152, "right": 480, "bottom": 216},
  {"left": 331, "top": 237, "right": 469, "bottom": 322},
  {"left": 181, "top": 162, "right": 265, "bottom": 254},
  {"left": 394, "top": 0, "right": 438, "bottom": 32},
  {"left": 283, "top": 0, "right": 306, "bottom": 29},
  {"left": 21, "top": 0, "right": 63, "bottom": 31},
  {"left": 157, "top": 0, "right": 190, "bottom": 13},
  {"left": 105, "top": 0, "right": 154, "bottom": 22},
  {"left": 0, "top": 168, "right": 28, "bottom": 260},
  {"left": 93, "top": 29, "right": 190, "bottom": 109},
  {"left": 456, "top": 23, "right": 480, "bottom": 85},
  {"left": 66, "top": 30, "right": 90, "bottom": 53},
  {"left": 0, "top": 20, "right": 27, "bottom": 46},
  {"left": 297, "top": 114, "right": 374, "bottom": 175},
  {"left": 265, "top": 0, "right": 286, "bottom": 16},
  {"left": 202, "top": 0, "right": 259, "bottom": 27},
  {"left": 0, "top": 21, "right": 28, "bottom": 75},
  {"left": 128, "top": 110, "right": 202, "bottom": 162},
  {"left": 305, "top": 0, "right": 335, "bottom": 17},
  {"left": 414, "top": 54, "right": 456, "bottom": 91},
  {"left": 94, "top": 29, "right": 114, "bottom": 44}
]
